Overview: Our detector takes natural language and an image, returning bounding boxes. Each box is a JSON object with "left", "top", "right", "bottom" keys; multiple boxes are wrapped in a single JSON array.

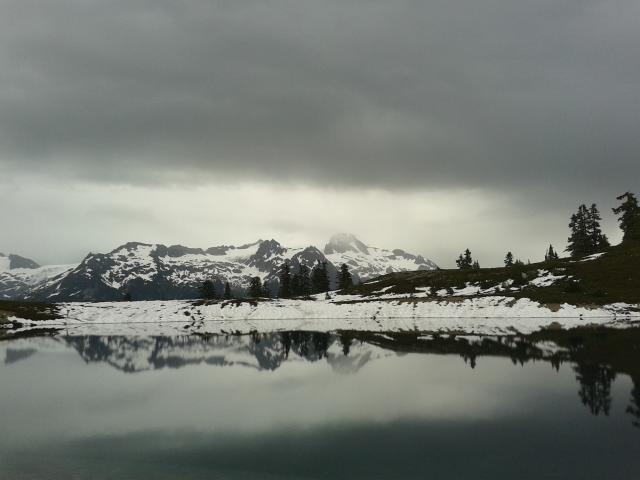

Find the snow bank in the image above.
[{"left": 8, "top": 296, "right": 639, "bottom": 337}]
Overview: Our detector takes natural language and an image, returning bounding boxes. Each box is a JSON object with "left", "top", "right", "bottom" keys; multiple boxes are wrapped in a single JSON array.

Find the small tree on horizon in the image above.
[
  {"left": 472, "top": 260, "right": 480, "bottom": 270},
  {"left": 545, "top": 244, "right": 559, "bottom": 262},
  {"left": 456, "top": 249, "right": 473, "bottom": 269},
  {"left": 504, "top": 252, "right": 514, "bottom": 267},
  {"left": 613, "top": 192, "right": 640, "bottom": 242}
]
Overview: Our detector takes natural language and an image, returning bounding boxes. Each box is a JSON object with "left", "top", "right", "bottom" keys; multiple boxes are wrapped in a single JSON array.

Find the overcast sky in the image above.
[{"left": 1, "top": 0, "right": 638, "bottom": 267}]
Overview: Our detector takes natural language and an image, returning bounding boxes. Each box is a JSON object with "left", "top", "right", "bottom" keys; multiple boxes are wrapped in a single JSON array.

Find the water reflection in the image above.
[
  {"left": 2, "top": 328, "right": 640, "bottom": 479},
  {"left": 629, "top": 384, "right": 640, "bottom": 429},
  {"left": 574, "top": 363, "right": 616, "bottom": 416},
  {"left": 4, "top": 328, "right": 640, "bottom": 429}
]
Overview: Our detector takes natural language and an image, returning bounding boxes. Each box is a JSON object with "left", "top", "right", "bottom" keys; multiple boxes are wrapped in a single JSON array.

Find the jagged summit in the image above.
[{"left": 2, "top": 236, "right": 438, "bottom": 302}]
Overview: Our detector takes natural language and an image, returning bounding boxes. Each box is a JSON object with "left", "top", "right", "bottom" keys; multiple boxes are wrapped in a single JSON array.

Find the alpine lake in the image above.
[{"left": 1, "top": 326, "right": 639, "bottom": 479}]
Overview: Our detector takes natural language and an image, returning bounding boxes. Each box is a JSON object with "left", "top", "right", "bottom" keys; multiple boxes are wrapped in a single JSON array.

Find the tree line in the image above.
[
  {"left": 199, "top": 260, "right": 355, "bottom": 300},
  {"left": 277, "top": 260, "right": 353, "bottom": 298},
  {"left": 455, "top": 191, "right": 640, "bottom": 269}
]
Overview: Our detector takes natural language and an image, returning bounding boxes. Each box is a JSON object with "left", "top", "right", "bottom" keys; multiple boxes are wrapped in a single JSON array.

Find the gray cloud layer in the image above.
[{"left": 2, "top": 0, "right": 639, "bottom": 191}]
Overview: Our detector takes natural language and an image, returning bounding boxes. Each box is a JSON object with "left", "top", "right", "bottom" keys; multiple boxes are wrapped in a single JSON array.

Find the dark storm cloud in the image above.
[{"left": 1, "top": 0, "right": 639, "bottom": 192}]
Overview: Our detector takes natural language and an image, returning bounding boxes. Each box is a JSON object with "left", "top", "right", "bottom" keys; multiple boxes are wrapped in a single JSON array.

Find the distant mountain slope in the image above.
[
  {"left": 1, "top": 235, "right": 437, "bottom": 302},
  {"left": 0, "top": 252, "right": 76, "bottom": 300},
  {"left": 324, "top": 233, "right": 438, "bottom": 282}
]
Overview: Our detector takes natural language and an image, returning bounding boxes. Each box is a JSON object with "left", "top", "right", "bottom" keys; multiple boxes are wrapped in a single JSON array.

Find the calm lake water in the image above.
[{"left": 1, "top": 330, "right": 639, "bottom": 479}]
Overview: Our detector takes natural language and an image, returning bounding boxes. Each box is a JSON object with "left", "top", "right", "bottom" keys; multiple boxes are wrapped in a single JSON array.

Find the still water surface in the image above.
[{"left": 1, "top": 331, "right": 639, "bottom": 479}]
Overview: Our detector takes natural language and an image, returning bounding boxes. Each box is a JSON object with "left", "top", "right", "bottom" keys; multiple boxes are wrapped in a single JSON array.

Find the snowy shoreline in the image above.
[{"left": 6, "top": 295, "right": 640, "bottom": 337}]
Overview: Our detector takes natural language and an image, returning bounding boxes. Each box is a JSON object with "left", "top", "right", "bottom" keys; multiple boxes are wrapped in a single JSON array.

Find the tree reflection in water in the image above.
[
  {"left": 5, "top": 327, "right": 640, "bottom": 429},
  {"left": 574, "top": 363, "right": 616, "bottom": 416},
  {"left": 628, "top": 377, "right": 640, "bottom": 429}
]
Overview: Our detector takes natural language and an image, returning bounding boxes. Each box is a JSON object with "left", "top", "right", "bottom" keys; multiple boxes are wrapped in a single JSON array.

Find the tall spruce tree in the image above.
[
  {"left": 613, "top": 192, "right": 640, "bottom": 242},
  {"left": 248, "top": 277, "right": 262, "bottom": 298},
  {"left": 298, "top": 264, "right": 312, "bottom": 297},
  {"left": 321, "top": 261, "right": 330, "bottom": 291},
  {"left": 569, "top": 203, "right": 610, "bottom": 257},
  {"left": 290, "top": 271, "right": 301, "bottom": 297},
  {"left": 504, "top": 252, "right": 514, "bottom": 267},
  {"left": 338, "top": 263, "right": 353, "bottom": 290},
  {"left": 224, "top": 281, "right": 232, "bottom": 299},
  {"left": 586, "top": 204, "right": 610, "bottom": 251},
  {"left": 567, "top": 205, "right": 591, "bottom": 258},
  {"left": 311, "top": 260, "right": 330, "bottom": 293},
  {"left": 278, "top": 260, "right": 292, "bottom": 298},
  {"left": 472, "top": 260, "right": 480, "bottom": 270}
]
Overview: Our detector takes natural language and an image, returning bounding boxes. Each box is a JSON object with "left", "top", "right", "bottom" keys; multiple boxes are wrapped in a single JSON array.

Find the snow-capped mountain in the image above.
[
  {"left": 1, "top": 235, "right": 437, "bottom": 302},
  {"left": 323, "top": 233, "right": 438, "bottom": 281},
  {"left": 0, "top": 252, "right": 75, "bottom": 300}
]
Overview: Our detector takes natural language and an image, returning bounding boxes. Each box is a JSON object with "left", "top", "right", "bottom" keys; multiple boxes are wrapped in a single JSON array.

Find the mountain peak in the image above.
[{"left": 324, "top": 233, "right": 369, "bottom": 255}]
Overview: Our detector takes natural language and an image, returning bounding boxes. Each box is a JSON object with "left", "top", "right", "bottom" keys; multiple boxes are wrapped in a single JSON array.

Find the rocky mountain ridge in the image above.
[{"left": 1, "top": 234, "right": 437, "bottom": 302}]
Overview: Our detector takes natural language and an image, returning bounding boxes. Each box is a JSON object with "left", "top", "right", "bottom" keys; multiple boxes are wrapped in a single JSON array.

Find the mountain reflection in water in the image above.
[{"left": 4, "top": 328, "right": 640, "bottom": 429}]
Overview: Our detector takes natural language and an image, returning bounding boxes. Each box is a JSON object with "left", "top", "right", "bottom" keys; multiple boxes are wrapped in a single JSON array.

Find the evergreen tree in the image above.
[
  {"left": 569, "top": 204, "right": 610, "bottom": 257},
  {"left": 311, "top": 260, "right": 330, "bottom": 293},
  {"left": 322, "top": 261, "right": 330, "bottom": 291},
  {"left": 224, "top": 281, "right": 232, "bottom": 299},
  {"left": 278, "top": 260, "right": 292, "bottom": 298},
  {"left": 472, "top": 260, "right": 480, "bottom": 270},
  {"left": 249, "top": 276, "right": 262, "bottom": 298},
  {"left": 456, "top": 249, "right": 473, "bottom": 269},
  {"left": 200, "top": 279, "right": 216, "bottom": 299},
  {"left": 338, "top": 263, "right": 353, "bottom": 290},
  {"left": 545, "top": 244, "right": 559, "bottom": 262},
  {"left": 567, "top": 205, "right": 591, "bottom": 258},
  {"left": 586, "top": 204, "right": 609, "bottom": 251},
  {"left": 298, "top": 264, "right": 312, "bottom": 297},
  {"left": 613, "top": 192, "right": 640, "bottom": 242},
  {"left": 504, "top": 251, "right": 514, "bottom": 267}
]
